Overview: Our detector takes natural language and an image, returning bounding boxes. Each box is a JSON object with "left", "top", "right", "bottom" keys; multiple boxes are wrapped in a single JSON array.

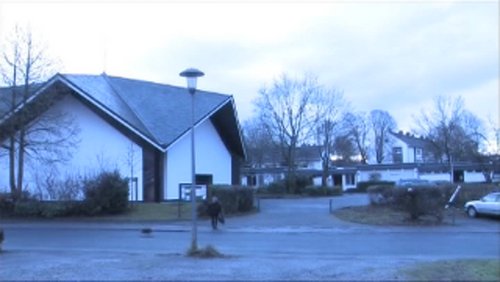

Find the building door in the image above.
[
  {"left": 333, "top": 174, "right": 342, "bottom": 186},
  {"left": 196, "top": 174, "right": 213, "bottom": 185},
  {"left": 453, "top": 170, "right": 464, "bottom": 183}
]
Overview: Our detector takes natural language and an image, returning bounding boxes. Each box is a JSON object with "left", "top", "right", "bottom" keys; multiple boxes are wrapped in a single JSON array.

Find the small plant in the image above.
[{"left": 187, "top": 244, "right": 224, "bottom": 258}]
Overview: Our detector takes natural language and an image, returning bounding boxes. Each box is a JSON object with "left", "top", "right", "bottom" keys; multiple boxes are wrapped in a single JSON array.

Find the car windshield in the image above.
[{"left": 482, "top": 194, "right": 497, "bottom": 202}]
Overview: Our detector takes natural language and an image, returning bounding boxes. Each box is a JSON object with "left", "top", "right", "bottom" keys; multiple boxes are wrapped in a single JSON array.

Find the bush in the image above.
[
  {"left": 293, "top": 175, "right": 313, "bottom": 194},
  {"left": 356, "top": 181, "right": 395, "bottom": 193},
  {"left": 83, "top": 171, "right": 129, "bottom": 215},
  {"left": 13, "top": 200, "right": 43, "bottom": 217},
  {"left": 440, "top": 183, "right": 500, "bottom": 207},
  {"left": 393, "top": 186, "right": 446, "bottom": 222},
  {"left": 257, "top": 181, "right": 287, "bottom": 195},
  {"left": 257, "top": 175, "right": 313, "bottom": 195},
  {"left": 0, "top": 193, "right": 15, "bottom": 216},
  {"left": 304, "top": 186, "right": 343, "bottom": 197},
  {"left": 367, "top": 185, "right": 395, "bottom": 205},
  {"left": 39, "top": 201, "right": 82, "bottom": 218},
  {"left": 198, "top": 185, "right": 254, "bottom": 216}
]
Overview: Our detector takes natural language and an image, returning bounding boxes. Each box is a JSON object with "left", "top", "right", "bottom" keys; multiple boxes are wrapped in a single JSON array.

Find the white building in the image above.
[{"left": 0, "top": 73, "right": 246, "bottom": 201}]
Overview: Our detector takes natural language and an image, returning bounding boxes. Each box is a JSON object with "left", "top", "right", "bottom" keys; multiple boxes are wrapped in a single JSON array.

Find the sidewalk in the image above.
[{"left": 1, "top": 195, "right": 498, "bottom": 234}]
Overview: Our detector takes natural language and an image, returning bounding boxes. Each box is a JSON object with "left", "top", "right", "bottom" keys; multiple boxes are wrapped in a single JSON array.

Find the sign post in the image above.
[{"left": 446, "top": 185, "right": 462, "bottom": 225}]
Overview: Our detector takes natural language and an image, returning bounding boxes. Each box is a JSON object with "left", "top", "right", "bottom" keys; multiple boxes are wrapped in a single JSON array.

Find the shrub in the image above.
[
  {"left": 83, "top": 171, "right": 129, "bottom": 215},
  {"left": 304, "top": 186, "right": 343, "bottom": 197},
  {"left": 13, "top": 200, "right": 43, "bottom": 217},
  {"left": 199, "top": 185, "right": 254, "bottom": 216},
  {"left": 0, "top": 193, "right": 15, "bottom": 216},
  {"left": 38, "top": 201, "right": 82, "bottom": 218},
  {"left": 440, "top": 183, "right": 500, "bottom": 207},
  {"left": 367, "top": 185, "right": 395, "bottom": 205},
  {"left": 356, "top": 181, "right": 395, "bottom": 193},
  {"left": 293, "top": 175, "right": 313, "bottom": 194},
  {"left": 392, "top": 186, "right": 446, "bottom": 222},
  {"left": 257, "top": 175, "right": 313, "bottom": 195},
  {"left": 257, "top": 181, "right": 287, "bottom": 195}
]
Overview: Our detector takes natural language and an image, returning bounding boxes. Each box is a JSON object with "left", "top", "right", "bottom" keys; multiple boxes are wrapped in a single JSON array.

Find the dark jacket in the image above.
[{"left": 207, "top": 201, "right": 222, "bottom": 217}]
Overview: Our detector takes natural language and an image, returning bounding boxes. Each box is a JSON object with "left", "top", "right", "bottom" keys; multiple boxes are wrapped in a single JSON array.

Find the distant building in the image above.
[
  {"left": 241, "top": 133, "right": 494, "bottom": 190},
  {"left": 389, "top": 131, "right": 435, "bottom": 164}
]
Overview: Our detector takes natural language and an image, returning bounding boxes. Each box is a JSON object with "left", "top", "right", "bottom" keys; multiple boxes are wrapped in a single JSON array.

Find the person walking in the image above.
[{"left": 207, "top": 196, "right": 223, "bottom": 230}]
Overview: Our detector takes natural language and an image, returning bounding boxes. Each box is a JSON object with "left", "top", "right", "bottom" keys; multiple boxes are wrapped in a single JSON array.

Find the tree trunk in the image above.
[
  {"left": 321, "top": 158, "right": 328, "bottom": 188},
  {"left": 16, "top": 128, "right": 25, "bottom": 197},
  {"left": 8, "top": 137, "right": 16, "bottom": 195}
]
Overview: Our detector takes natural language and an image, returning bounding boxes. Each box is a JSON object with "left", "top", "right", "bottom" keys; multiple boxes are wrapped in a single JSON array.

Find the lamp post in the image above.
[{"left": 179, "top": 68, "right": 204, "bottom": 251}]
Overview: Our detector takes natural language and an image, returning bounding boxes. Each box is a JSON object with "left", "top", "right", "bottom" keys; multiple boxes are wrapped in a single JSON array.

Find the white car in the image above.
[{"left": 464, "top": 192, "right": 500, "bottom": 218}]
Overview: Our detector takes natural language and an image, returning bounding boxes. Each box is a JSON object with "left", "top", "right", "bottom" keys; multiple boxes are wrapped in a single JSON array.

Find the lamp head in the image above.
[{"left": 179, "top": 68, "right": 205, "bottom": 94}]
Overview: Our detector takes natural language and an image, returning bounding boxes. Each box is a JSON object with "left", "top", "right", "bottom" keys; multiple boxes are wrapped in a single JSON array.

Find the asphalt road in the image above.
[{"left": 1, "top": 194, "right": 499, "bottom": 281}]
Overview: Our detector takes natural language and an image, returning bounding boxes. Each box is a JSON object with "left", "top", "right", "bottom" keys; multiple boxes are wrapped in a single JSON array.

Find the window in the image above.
[
  {"left": 415, "top": 148, "right": 423, "bottom": 162},
  {"left": 247, "top": 175, "right": 257, "bottom": 186},
  {"left": 345, "top": 174, "right": 355, "bottom": 185}
]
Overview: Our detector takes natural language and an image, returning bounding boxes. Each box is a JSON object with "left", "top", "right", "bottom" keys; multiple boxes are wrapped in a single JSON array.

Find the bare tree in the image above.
[
  {"left": 333, "top": 134, "right": 357, "bottom": 163},
  {"left": 370, "top": 109, "right": 397, "bottom": 164},
  {"left": 344, "top": 112, "right": 370, "bottom": 164},
  {"left": 311, "top": 87, "right": 348, "bottom": 187},
  {"left": 241, "top": 117, "right": 279, "bottom": 168},
  {"left": 415, "top": 95, "right": 485, "bottom": 163},
  {"left": 254, "top": 73, "right": 319, "bottom": 193},
  {"left": 0, "top": 25, "right": 78, "bottom": 200}
]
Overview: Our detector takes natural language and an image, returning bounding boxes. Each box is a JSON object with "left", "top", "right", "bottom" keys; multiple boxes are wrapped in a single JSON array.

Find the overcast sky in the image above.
[{"left": 0, "top": 0, "right": 498, "bottom": 145}]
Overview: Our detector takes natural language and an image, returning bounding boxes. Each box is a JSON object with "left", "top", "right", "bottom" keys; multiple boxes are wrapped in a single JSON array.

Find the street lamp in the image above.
[{"left": 179, "top": 67, "right": 204, "bottom": 251}]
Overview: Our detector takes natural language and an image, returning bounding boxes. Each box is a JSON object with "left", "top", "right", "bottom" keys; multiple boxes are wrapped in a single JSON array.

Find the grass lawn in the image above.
[
  {"left": 402, "top": 259, "right": 500, "bottom": 281},
  {"left": 333, "top": 205, "right": 461, "bottom": 226},
  {"left": 0, "top": 202, "right": 195, "bottom": 222},
  {"left": 88, "top": 202, "right": 193, "bottom": 221},
  {"left": 335, "top": 206, "right": 499, "bottom": 281}
]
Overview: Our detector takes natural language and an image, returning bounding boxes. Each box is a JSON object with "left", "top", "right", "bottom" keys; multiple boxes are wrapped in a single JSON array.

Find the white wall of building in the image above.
[
  {"left": 0, "top": 94, "right": 143, "bottom": 200},
  {"left": 419, "top": 172, "right": 451, "bottom": 182},
  {"left": 465, "top": 171, "right": 486, "bottom": 182},
  {"left": 357, "top": 169, "right": 418, "bottom": 182},
  {"left": 164, "top": 119, "right": 232, "bottom": 200}
]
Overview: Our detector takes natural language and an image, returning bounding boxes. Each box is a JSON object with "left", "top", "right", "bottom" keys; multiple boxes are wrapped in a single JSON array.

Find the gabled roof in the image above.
[
  {"left": 0, "top": 83, "right": 44, "bottom": 120},
  {"left": 1, "top": 73, "right": 245, "bottom": 158},
  {"left": 390, "top": 131, "right": 432, "bottom": 148}
]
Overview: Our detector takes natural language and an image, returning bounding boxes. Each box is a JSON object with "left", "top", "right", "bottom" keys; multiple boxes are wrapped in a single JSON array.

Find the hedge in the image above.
[
  {"left": 439, "top": 183, "right": 500, "bottom": 207},
  {"left": 0, "top": 170, "right": 130, "bottom": 218},
  {"left": 303, "top": 186, "right": 343, "bottom": 197},
  {"left": 356, "top": 181, "right": 395, "bottom": 193},
  {"left": 367, "top": 183, "right": 500, "bottom": 222},
  {"left": 256, "top": 175, "right": 313, "bottom": 195},
  {"left": 198, "top": 185, "right": 255, "bottom": 217}
]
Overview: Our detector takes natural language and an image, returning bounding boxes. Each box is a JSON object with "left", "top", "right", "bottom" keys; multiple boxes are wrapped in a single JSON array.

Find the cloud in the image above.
[{"left": 0, "top": 1, "right": 497, "bottom": 134}]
